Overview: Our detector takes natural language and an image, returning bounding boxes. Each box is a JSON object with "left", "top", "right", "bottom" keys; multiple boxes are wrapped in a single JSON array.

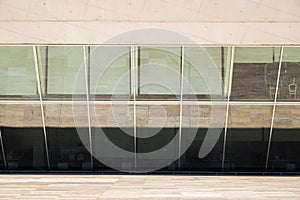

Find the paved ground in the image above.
[{"left": 0, "top": 175, "right": 299, "bottom": 199}]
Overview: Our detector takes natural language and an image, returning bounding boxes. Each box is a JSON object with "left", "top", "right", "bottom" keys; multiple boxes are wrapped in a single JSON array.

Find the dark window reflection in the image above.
[
  {"left": 2, "top": 128, "right": 47, "bottom": 170},
  {"left": 0, "top": 140, "right": 3, "bottom": 169},
  {"left": 180, "top": 128, "right": 224, "bottom": 171},
  {"left": 137, "top": 128, "right": 179, "bottom": 171},
  {"left": 47, "top": 128, "right": 92, "bottom": 170},
  {"left": 92, "top": 128, "right": 134, "bottom": 171},
  {"left": 269, "top": 129, "right": 300, "bottom": 172},
  {"left": 225, "top": 128, "right": 269, "bottom": 171}
]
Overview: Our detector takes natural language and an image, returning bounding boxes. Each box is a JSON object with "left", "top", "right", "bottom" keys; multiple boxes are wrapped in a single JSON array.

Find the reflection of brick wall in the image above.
[{"left": 231, "top": 63, "right": 278, "bottom": 100}]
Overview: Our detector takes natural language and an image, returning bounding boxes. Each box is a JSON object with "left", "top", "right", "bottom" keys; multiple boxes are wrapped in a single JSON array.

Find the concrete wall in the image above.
[{"left": 0, "top": 0, "right": 300, "bottom": 44}]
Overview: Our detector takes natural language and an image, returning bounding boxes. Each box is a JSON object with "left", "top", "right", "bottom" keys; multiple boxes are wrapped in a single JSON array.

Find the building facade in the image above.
[{"left": 0, "top": 0, "right": 300, "bottom": 173}]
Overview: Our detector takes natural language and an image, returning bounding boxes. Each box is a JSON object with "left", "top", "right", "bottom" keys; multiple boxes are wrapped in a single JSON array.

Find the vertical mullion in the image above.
[
  {"left": 131, "top": 45, "right": 137, "bottom": 170},
  {"left": 45, "top": 46, "right": 49, "bottom": 96},
  {"left": 0, "top": 129, "right": 7, "bottom": 169},
  {"left": 33, "top": 46, "right": 50, "bottom": 171},
  {"left": 221, "top": 46, "right": 235, "bottom": 170},
  {"left": 83, "top": 46, "right": 93, "bottom": 170},
  {"left": 221, "top": 47, "right": 225, "bottom": 96},
  {"left": 265, "top": 46, "right": 284, "bottom": 170},
  {"left": 178, "top": 46, "right": 184, "bottom": 169}
]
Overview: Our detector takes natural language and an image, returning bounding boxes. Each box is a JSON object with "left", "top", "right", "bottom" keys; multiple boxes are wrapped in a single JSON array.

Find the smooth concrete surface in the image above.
[
  {"left": 0, "top": 0, "right": 300, "bottom": 44},
  {"left": 0, "top": 175, "right": 299, "bottom": 199}
]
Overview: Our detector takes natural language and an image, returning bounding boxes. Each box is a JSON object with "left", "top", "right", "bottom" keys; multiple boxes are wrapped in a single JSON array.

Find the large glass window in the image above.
[
  {"left": 268, "top": 129, "right": 300, "bottom": 172},
  {"left": 277, "top": 47, "right": 300, "bottom": 101},
  {"left": 231, "top": 47, "right": 281, "bottom": 101},
  {"left": 0, "top": 46, "right": 38, "bottom": 99},
  {"left": 2, "top": 128, "right": 47, "bottom": 170},
  {"left": 47, "top": 128, "right": 92, "bottom": 170},
  {"left": 183, "top": 47, "right": 232, "bottom": 100},
  {"left": 224, "top": 128, "right": 269, "bottom": 171}
]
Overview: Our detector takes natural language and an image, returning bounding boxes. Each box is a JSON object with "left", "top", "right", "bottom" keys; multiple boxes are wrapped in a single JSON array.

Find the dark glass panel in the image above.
[
  {"left": 47, "top": 128, "right": 92, "bottom": 170},
  {"left": 224, "top": 128, "right": 269, "bottom": 171},
  {"left": 180, "top": 128, "right": 224, "bottom": 171},
  {"left": 0, "top": 133, "right": 5, "bottom": 169},
  {"left": 136, "top": 128, "right": 179, "bottom": 171},
  {"left": 2, "top": 128, "right": 47, "bottom": 170},
  {"left": 269, "top": 129, "right": 300, "bottom": 172},
  {"left": 92, "top": 128, "right": 134, "bottom": 171}
]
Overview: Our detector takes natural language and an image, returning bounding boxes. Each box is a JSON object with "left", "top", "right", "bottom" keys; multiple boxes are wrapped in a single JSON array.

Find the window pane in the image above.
[
  {"left": 183, "top": 47, "right": 232, "bottom": 100},
  {"left": 277, "top": 47, "right": 300, "bottom": 101},
  {"left": 180, "top": 128, "right": 224, "bottom": 171},
  {"left": 2, "top": 128, "right": 47, "bottom": 170},
  {"left": 137, "top": 128, "right": 179, "bottom": 171},
  {"left": 231, "top": 47, "right": 280, "bottom": 101},
  {"left": 90, "top": 46, "right": 131, "bottom": 100},
  {"left": 92, "top": 128, "right": 135, "bottom": 171},
  {"left": 224, "top": 128, "right": 269, "bottom": 171},
  {"left": 39, "top": 46, "right": 86, "bottom": 100},
  {"left": 269, "top": 129, "right": 300, "bottom": 172},
  {"left": 0, "top": 132, "right": 5, "bottom": 169},
  {"left": 47, "top": 128, "right": 92, "bottom": 170},
  {"left": 0, "top": 46, "right": 38, "bottom": 99},
  {"left": 138, "top": 47, "right": 181, "bottom": 100}
]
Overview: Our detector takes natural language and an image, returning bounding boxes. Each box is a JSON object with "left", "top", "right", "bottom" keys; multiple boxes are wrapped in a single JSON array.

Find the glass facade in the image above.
[{"left": 0, "top": 45, "right": 300, "bottom": 173}]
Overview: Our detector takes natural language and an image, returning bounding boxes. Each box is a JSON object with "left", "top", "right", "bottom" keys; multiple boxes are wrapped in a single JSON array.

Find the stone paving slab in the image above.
[{"left": 0, "top": 175, "right": 299, "bottom": 199}]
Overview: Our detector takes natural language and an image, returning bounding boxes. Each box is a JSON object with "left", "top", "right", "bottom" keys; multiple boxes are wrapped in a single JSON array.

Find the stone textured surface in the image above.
[
  {"left": 0, "top": 103, "right": 43, "bottom": 127},
  {"left": 228, "top": 104, "right": 273, "bottom": 128},
  {"left": 0, "top": 175, "right": 299, "bottom": 199},
  {"left": 273, "top": 104, "right": 300, "bottom": 128},
  {"left": 4, "top": 102, "right": 300, "bottom": 128}
]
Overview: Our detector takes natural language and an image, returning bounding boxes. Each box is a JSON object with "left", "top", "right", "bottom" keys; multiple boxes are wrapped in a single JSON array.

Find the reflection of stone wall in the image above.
[
  {"left": 136, "top": 104, "right": 180, "bottom": 127},
  {"left": 0, "top": 104, "right": 42, "bottom": 127},
  {"left": 1, "top": 102, "right": 299, "bottom": 128},
  {"left": 182, "top": 104, "right": 226, "bottom": 128},
  {"left": 228, "top": 105, "right": 273, "bottom": 128},
  {"left": 273, "top": 105, "right": 300, "bottom": 128}
]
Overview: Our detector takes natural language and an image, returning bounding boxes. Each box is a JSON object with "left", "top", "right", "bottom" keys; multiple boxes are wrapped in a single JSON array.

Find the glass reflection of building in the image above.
[{"left": 0, "top": 46, "right": 300, "bottom": 173}]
